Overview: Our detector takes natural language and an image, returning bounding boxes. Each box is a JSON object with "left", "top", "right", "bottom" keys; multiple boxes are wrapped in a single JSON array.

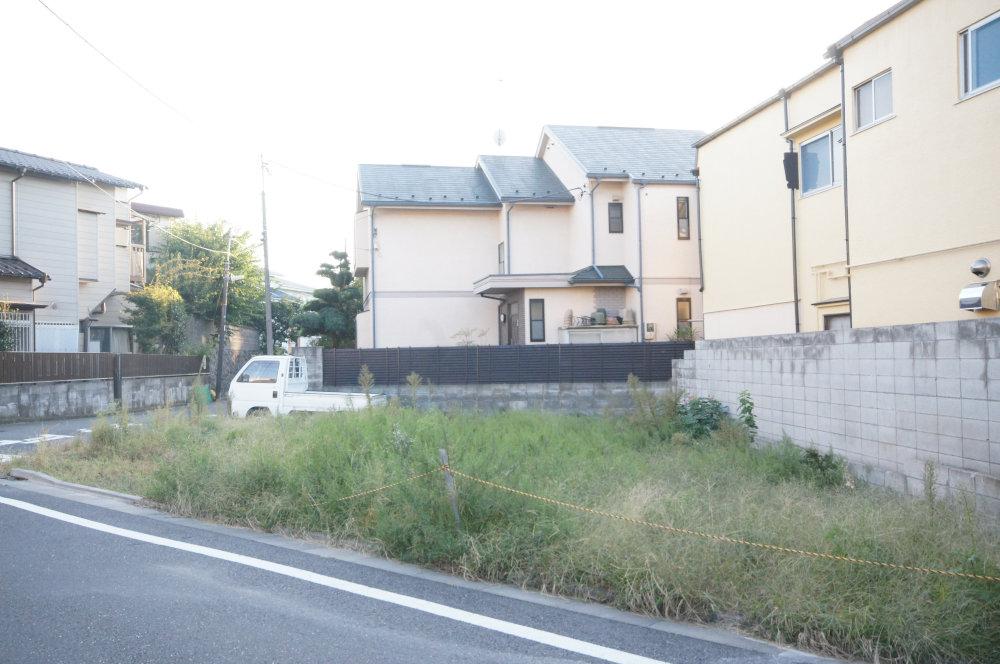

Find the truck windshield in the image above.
[{"left": 237, "top": 360, "right": 280, "bottom": 383}]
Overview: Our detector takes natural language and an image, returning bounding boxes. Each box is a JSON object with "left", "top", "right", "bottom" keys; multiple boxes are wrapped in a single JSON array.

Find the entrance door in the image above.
[{"left": 89, "top": 326, "right": 111, "bottom": 353}]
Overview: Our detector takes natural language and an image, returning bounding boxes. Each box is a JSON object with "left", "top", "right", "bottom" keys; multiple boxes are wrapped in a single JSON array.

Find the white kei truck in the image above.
[{"left": 227, "top": 355, "right": 384, "bottom": 417}]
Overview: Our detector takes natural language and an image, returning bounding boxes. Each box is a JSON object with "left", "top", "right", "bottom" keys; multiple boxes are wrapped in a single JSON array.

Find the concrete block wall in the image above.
[
  {"left": 672, "top": 319, "right": 1000, "bottom": 516},
  {"left": 121, "top": 374, "right": 202, "bottom": 412},
  {"left": 358, "top": 380, "right": 672, "bottom": 415},
  {"left": 0, "top": 378, "right": 114, "bottom": 422},
  {"left": 0, "top": 374, "right": 203, "bottom": 423},
  {"left": 293, "top": 347, "right": 324, "bottom": 391}
]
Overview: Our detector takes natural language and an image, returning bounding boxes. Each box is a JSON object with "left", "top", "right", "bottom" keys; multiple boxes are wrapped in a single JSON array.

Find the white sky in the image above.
[{"left": 2, "top": 0, "right": 889, "bottom": 287}]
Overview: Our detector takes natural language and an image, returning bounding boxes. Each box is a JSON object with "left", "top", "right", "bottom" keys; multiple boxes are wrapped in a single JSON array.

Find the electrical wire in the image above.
[
  {"left": 35, "top": 0, "right": 189, "bottom": 120},
  {"left": 53, "top": 158, "right": 232, "bottom": 256}
]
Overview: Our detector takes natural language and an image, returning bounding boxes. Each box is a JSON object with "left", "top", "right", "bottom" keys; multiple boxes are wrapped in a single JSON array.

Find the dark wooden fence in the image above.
[
  {"left": 0, "top": 352, "right": 204, "bottom": 384},
  {"left": 120, "top": 353, "right": 204, "bottom": 378},
  {"left": 321, "top": 342, "right": 694, "bottom": 387}
]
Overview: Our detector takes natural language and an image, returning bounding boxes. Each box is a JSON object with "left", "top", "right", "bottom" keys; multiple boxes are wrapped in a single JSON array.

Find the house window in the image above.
[
  {"left": 823, "top": 313, "right": 851, "bottom": 331},
  {"left": 608, "top": 202, "right": 623, "bottom": 233},
  {"left": 961, "top": 10, "right": 1000, "bottom": 97},
  {"left": 130, "top": 222, "right": 144, "bottom": 246},
  {"left": 800, "top": 126, "right": 843, "bottom": 195},
  {"left": 855, "top": 70, "right": 893, "bottom": 128},
  {"left": 529, "top": 299, "right": 545, "bottom": 342},
  {"left": 676, "top": 197, "right": 690, "bottom": 240},
  {"left": 498, "top": 241, "right": 505, "bottom": 274},
  {"left": 676, "top": 298, "right": 692, "bottom": 334}
]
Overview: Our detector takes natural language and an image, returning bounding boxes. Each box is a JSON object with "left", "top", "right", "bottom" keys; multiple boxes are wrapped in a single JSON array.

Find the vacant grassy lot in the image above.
[{"left": 14, "top": 394, "right": 1000, "bottom": 664}]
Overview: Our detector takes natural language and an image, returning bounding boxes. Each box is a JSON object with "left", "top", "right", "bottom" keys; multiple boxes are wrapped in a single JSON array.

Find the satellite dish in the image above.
[{"left": 493, "top": 129, "right": 506, "bottom": 147}]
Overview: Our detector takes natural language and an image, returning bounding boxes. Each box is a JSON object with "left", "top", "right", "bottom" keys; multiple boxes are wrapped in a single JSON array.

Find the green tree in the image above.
[
  {"left": 0, "top": 301, "right": 15, "bottom": 352},
  {"left": 151, "top": 221, "right": 265, "bottom": 328},
  {"left": 265, "top": 297, "right": 303, "bottom": 351},
  {"left": 292, "top": 251, "right": 362, "bottom": 348},
  {"left": 124, "top": 284, "right": 190, "bottom": 353}
]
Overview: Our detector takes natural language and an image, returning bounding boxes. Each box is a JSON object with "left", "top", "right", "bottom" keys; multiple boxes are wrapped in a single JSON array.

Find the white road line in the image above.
[{"left": 0, "top": 496, "right": 669, "bottom": 664}]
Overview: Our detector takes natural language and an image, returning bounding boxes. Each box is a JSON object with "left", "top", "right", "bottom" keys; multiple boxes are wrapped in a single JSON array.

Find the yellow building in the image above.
[{"left": 697, "top": 0, "right": 1000, "bottom": 338}]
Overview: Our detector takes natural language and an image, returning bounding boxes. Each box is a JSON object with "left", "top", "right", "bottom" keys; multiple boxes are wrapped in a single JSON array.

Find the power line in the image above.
[
  {"left": 53, "top": 157, "right": 232, "bottom": 256},
  {"left": 35, "top": 0, "right": 189, "bottom": 120}
]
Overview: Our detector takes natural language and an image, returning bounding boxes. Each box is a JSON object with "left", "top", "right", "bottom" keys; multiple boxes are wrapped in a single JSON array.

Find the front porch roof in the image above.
[
  {"left": 473, "top": 272, "right": 574, "bottom": 295},
  {"left": 473, "top": 264, "right": 634, "bottom": 295},
  {"left": 568, "top": 265, "right": 634, "bottom": 285}
]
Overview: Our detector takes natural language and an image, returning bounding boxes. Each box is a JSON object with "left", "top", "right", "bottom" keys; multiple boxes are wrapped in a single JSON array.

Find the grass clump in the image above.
[{"left": 20, "top": 401, "right": 1000, "bottom": 663}]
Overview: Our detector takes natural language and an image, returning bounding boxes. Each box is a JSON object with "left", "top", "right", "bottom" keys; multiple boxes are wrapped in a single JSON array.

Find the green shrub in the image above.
[{"left": 678, "top": 396, "right": 727, "bottom": 438}]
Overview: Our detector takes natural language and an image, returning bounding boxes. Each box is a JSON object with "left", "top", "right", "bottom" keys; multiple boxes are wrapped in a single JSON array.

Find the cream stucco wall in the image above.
[
  {"left": 698, "top": 100, "right": 794, "bottom": 336},
  {"left": 841, "top": 0, "right": 1000, "bottom": 326},
  {"left": 507, "top": 203, "right": 574, "bottom": 274},
  {"left": 358, "top": 206, "right": 502, "bottom": 348},
  {"left": 698, "top": 0, "right": 1000, "bottom": 339}
]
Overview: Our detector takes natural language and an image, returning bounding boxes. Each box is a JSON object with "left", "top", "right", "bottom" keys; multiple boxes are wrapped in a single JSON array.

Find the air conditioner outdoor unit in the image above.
[{"left": 644, "top": 322, "right": 657, "bottom": 340}]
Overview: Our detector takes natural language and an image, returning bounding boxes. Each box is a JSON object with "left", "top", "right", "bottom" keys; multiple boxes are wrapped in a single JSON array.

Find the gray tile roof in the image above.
[
  {"left": 358, "top": 164, "right": 501, "bottom": 208},
  {"left": 544, "top": 125, "right": 705, "bottom": 182},
  {"left": 132, "top": 202, "right": 184, "bottom": 218},
  {"left": 568, "top": 265, "right": 634, "bottom": 284},
  {"left": 0, "top": 256, "right": 46, "bottom": 280},
  {"left": 477, "top": 156, "right": 575, "bottom": 203},
  {"left": 0, "top": 147, "right": 142, "bottom": 189}
]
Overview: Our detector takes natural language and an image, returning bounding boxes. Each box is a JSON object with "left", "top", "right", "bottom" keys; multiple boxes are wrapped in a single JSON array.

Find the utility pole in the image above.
[
  {"left": 260, "top": 154, "right": 275, "bottom": 355},
  {"left": 215, "top": 231, "right": 233, "bottom": 397}
]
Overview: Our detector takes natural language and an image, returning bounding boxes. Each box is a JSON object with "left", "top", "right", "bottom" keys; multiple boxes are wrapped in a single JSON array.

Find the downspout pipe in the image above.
[
  {"left": 10, "top": 167, "right": 27, "bottom": 256},
  {"left": 504, "top": 202, "right": 515, "bottom": 274},
  {"left": 635, "top": 182, "right": 646, "bottom": 343},
  {"left": 693, "top": 168, "right": 705, "bottom": 293},
  {"left": 836, "top": 53, "right": 854, "bottom": 328},
  {"left": 370, "top": 206, "right": 377, "bottom": 348},
  {"left": 588, "top": 180, "right": 602, "bottom": 266},
  {"left": 781, "top": 92, "right": 802, "bottom": 333}
]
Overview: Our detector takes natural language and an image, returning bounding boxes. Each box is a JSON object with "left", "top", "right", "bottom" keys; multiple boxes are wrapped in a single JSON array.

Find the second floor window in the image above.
[
  {"left": 961, "top": 10, "right": 1000, "bottom": 97},
  {"left": 498, "top": 242, "right": 505, "bottom": 274},
  {"left": 800, "top": 126, "right": 843, "bottom": 195},
  {"left": 608, "top": 202, "right": 623, "bottom": 233},
  {"left": 676, "top": 197, "right": 690, "bottom": 240},
  {"left": 855, "top": 70, "right": 892, "bottom": 129}
]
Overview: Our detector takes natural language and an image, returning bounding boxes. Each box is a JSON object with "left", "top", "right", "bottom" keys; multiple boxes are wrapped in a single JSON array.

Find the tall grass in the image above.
[{"left": 22, "top": 402, "right": 1000, "bottom": 663}]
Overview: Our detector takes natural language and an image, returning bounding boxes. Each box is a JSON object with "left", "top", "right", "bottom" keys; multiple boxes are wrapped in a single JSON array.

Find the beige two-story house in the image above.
[
  {"left": 0, "top": 147, "right": 147, "bottom": 352},
  {"left": 696, "top": 0, "right": 1000, "bottom": 338},
  {"left": 353, "top": 125, "right": 705, "bottom": 348}
]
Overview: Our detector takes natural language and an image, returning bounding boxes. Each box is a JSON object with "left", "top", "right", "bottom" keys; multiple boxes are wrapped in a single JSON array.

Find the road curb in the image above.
[{"left": 10, "top": 468, "right": 142, "bottom": 502}]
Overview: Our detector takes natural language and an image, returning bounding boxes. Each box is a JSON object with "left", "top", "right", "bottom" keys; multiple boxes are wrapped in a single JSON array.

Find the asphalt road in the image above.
[
  {"left": 0, "top": 478, "right": 836, "bottom": 664},
  {"left": 0, "top": 404, "right": 220, "bottom": 462}
]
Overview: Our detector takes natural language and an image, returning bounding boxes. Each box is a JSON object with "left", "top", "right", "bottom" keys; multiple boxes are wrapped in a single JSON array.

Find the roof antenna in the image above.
[{"left": 493, "top": 77, "right": 506, "bottom": 147}]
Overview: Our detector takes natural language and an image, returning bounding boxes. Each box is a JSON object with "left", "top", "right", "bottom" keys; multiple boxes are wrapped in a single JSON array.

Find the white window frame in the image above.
[
  {"left": 799, "top": 127, "right": 843, "bottom": 197},
  {"left": 960, "top": 9, "right": 1000, "bottom": 99},
  {"left": 854, "top": 70, "right": 893, "bottom": 130}
]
